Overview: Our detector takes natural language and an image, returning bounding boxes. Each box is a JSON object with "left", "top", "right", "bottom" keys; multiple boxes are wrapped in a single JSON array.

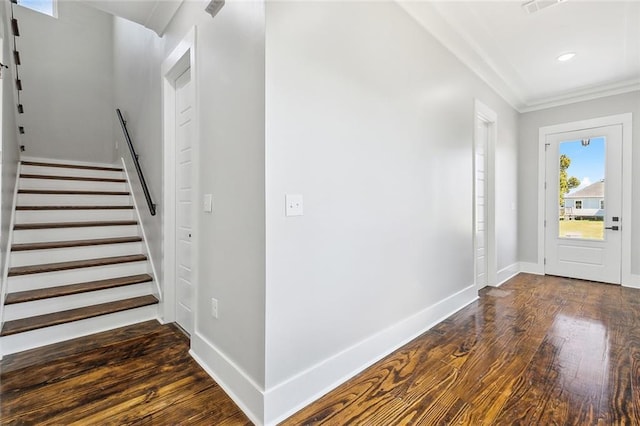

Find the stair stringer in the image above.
[
  {"left": 120, "top": 157, "right": 162, "bottom": 302},
  {"left": 0, "top": 162, "right": 21, "bottom": 360}
]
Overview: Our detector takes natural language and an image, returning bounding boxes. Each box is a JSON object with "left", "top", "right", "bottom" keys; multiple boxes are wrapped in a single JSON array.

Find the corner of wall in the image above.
[
  {"left": 623, "top": 274, "right": 640, "bottom": 289},
  {"left": 518, "top": 262, "right": 544, "bottom": 275},
  {"left": 496, "top": 262, "right": 520, "bottom": 286},
  {"left": 190, "top": 333, "right": 265, "bottom": 425}
]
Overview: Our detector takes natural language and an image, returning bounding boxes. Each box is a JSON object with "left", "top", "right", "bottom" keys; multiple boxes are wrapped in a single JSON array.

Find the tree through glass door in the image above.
[{"left": 558, "top": 137, "right": 605, "bottom": 240}]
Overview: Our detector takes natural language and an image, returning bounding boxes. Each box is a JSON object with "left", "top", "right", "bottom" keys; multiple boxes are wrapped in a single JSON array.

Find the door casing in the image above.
[
  {"left": 474, "top": 100, "right": 497, "bottom": 289},
  {"left": 538, "top": 113, "right": 632, "bottom": 286},
  {"left": 544, "top": 125, "right": 622, "bottom": 284},
  {"left": 162, "top": 27, "right": 199, "bottom": 327}
]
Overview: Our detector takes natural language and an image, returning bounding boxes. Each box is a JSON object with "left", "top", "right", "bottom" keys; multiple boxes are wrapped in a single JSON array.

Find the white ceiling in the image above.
[
  {"left": 80, "top": 0, "right": 184, "bottom": 36},
  {"left": 399, "top": 1, "right": 640, "bottom": 112}
]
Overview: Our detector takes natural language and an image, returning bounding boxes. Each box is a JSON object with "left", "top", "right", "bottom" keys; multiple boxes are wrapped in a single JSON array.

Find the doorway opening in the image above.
[
  {"left": 161, "top": 28, "right": 198, "bottom": 337},
  {"left": 474, "top": 100, "right": 497, "bottom": 289}
]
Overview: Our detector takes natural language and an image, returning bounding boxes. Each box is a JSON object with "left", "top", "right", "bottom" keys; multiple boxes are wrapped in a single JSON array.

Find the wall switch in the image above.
[
  {"left": 203, "top": 194, "right": 213, "bottom": 213},
  {"left": 285, "top": 194, "right": 303, "bottom": 216},
  {"left": 211, "top": 298, "right": 218, "bottom": 318}
]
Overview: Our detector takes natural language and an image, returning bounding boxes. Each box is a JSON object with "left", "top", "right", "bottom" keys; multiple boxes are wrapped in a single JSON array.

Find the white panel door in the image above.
[
  {"left": 175, "top": 68, "right": 194, "bottom": 334},
  {"left": 475, "top": 120, "right": 488, "bottom": 288},
  {"left": 545, "top": 125, "right": 622, "bottom": 284}
]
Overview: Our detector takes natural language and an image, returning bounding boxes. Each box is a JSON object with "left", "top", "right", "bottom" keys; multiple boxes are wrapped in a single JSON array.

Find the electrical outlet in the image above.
[
  {"left": 211, "top": 298, "right": 218, "bottom": 319},
  {"left": 285, "top": 194, "right": 303, "bottom": 216}
]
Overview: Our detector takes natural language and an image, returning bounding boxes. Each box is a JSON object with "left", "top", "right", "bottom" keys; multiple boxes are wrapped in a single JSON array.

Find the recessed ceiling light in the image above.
[
  {"left": 522, "top": 0, "right": 568, "bottom": 14},
  {"left": 557, "top": 52, "right": 576, "bottom": 62}
]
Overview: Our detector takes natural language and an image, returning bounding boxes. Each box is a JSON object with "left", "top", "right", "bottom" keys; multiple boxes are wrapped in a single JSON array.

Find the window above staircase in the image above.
[{"left": 17, "top": 0, "right": 56, "bottom": 18}]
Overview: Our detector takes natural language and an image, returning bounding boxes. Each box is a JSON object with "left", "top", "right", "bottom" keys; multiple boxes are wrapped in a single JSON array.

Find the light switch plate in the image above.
[
  {"left": 285, "top": 194, "right": 303, "bottom": 216},
  {"left": 203, "top": 194, "right": 213, "bottom": 213}
]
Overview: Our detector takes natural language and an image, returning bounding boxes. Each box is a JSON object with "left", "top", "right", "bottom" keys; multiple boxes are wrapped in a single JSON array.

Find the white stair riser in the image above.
[
  {"left": 4, "top": 283, "right": 154, "bottom": 321},
  {"left": 13, "top": 225, "right": 139, "bottom": 244},
  {"left": 18, "top": 194, "right": 131, "bottom": 206},
  {"left": 8, "top": 261, "right": 150, "bottom": 292},
  {"left": 15, "top": 209, "right": 135, "bottom": 223},
  {"left": 20, "top": 179, "right": 127, "bottom": 192},
  {"left": 0, "top": 305, "right": 158, "bottom": 355},
  {"left": 10, "top": 242, "right": 144, "bottom": 267},
  {"left": 21, "top": 165, "right": 124, "bottom": 180}
]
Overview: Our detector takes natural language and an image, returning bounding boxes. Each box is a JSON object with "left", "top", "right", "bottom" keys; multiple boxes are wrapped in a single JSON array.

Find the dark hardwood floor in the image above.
[
  {"left": 0, "top": 321, "right": 250, "bottom": 425},
  {"left": 284, "top": 274, "right": 640, "bottom": 425},
  {"left": 2, "top": 274, "right": 639, "bottom": 425}
]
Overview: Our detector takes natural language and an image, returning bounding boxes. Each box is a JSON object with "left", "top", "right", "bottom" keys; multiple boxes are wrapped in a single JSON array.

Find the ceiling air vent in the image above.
[{"left": 522, "top": 0, "right": 567, "bottom": 14}]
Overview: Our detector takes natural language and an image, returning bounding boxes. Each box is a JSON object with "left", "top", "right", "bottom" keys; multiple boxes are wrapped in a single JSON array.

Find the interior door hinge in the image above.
[
  {"left": 544, "top": 219, "right": 547, "bottom": 227},
  {"left": 544, "top": 182, "right": 547, "bottom": 189},
  {"left": 544, "top": 257, "right": 546, "bottom": 265}
]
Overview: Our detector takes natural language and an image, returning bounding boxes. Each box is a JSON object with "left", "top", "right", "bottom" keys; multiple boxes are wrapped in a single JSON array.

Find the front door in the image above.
[
  {"left": 175, "top": 67, "right": 194, "bottom": 334},
  {"left": 544, "top": 124, "right": 622, "bottom": 284}
]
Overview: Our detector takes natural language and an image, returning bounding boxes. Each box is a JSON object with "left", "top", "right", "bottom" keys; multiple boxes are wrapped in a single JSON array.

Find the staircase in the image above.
[{"left": 0, "top": 159, "right": 159, "bottom": 355}]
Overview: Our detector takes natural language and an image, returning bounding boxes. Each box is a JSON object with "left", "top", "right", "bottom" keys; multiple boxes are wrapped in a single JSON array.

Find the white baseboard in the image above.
[
  {"left": 496, "top": 263, "right": 519, "bottom": 287},
  {"left": 263, "top": 284, "right": 478, "bottom": 425},
  {"left": 519, "top": 261, "right": 544, "bottom": 275},
  {"left": 190, "top": 333, "right": 265, "bottom": 425},
  {"left": 623, "top": 273, "right": 640, "bottom": 289}
]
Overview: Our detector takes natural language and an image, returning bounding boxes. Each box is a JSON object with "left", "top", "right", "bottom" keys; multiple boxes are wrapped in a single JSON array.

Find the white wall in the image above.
[
  {"left": 113, "top": 17, "right": 164, "bottom": 291},
  {"left": 112, "top": 2, "right": 267, "bottom": 421},
  {"left": 264, "top": 1, "right": 518, "bottom": 422},
  {"left": 163, "top": 0, "right": 267, "bottom": 403},
  {"left": 518, "top": 91, "right": 640, "bottom": 274},
  {"left": 115, "top": 1, "right": 521, "bottom": 422},
  {"left": 14, "top": 1, "right": 114, "bottom": 163}
]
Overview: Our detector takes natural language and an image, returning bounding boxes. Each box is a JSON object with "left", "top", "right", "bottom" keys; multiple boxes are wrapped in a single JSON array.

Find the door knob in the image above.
[{"left": 605, "top": 226, "right": 619, "bottom": 231}]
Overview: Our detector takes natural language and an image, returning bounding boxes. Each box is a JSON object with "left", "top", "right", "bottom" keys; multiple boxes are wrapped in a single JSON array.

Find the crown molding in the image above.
[{"left": 397, "top": 1, "right": 640, "bottom": 114}]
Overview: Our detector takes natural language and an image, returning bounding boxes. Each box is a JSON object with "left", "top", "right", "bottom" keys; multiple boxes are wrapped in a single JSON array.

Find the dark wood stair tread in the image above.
[
  {"left": 15, "top": 220, "right": 137, "bottom": 230},
  {"left": 8, "top": 254, "right": 147, "bottom": 276},
  {"left": 18, "top": 190, "right": 130, "bottom": 195},
  {"left": 0, "top": 295, "right": 158, "bottom": 336},
  {"left": 21, "top": 161, "right": 123, "bottom": 172},
  {"left": 20, "top": 174, "right": 126, "bottom": 183},
  {"left": 12, "top": 236, "right": 143, "bottom": 251},
  {"left": 5, "top": 274, "right": 153, "bottom": 304},
  {"left": 16, "top": 205, "right": 133, "bottom": 210}
]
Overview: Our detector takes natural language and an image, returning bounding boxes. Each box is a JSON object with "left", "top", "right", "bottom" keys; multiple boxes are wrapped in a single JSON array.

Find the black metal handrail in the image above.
[{"left": 116, "top": 109, "right": 156, "bottom": 216}]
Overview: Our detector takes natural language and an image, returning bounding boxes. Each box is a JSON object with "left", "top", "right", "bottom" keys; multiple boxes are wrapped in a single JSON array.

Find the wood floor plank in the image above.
[
  {"left": 2, "top": 338, "right": 191, "bottom": 423},
  {"left": 0, "top": 320, "right": 163, "bottom": 373},
  {"left": 283, "top": 274, "right": 640, "bottom": 425},
  {"left": 3, "top": 274, "right": 639, "bottom": 425},
  {"left": 0, "top": 322, "right": 249, "bottom": 424},
  {"left": 0, "top": 327, "right": 178, "bottom": 392}
]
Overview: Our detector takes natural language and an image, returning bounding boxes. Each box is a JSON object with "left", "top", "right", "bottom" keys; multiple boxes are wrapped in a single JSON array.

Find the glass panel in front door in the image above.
[{"left": 558, "top": 136, "right": 605, "bottom": 240}]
